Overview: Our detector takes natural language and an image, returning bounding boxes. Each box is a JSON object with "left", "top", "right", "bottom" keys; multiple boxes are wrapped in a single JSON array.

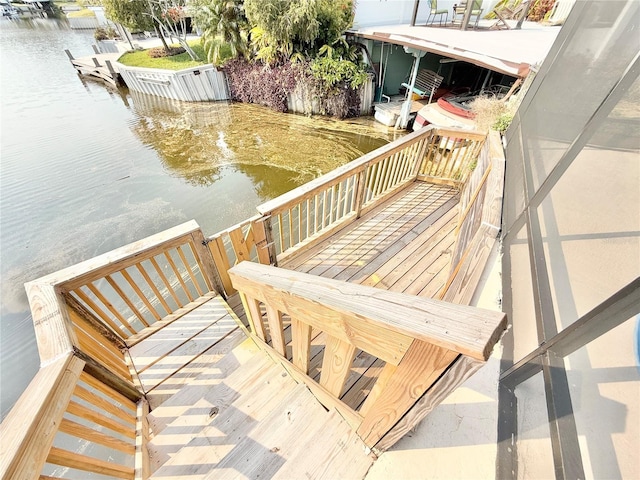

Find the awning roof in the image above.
[{"left": 350, "top": 22, "right": 561, "bottom": 78}]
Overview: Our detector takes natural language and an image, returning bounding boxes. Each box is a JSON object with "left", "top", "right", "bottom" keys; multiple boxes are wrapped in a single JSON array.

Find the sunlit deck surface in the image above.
[{"left": 280, "top": 181, "right": 459, "bottom": 296}]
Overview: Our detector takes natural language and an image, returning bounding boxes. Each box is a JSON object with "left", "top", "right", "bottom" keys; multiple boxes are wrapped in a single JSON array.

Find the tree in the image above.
[
  {"left": 244, "top": 0, "right": 354, "bottom": 64},
  {"left": 192, "top": 0, "right": 249, "bottom": 64},
  {"left": 101, "top": 0, "right": 154, "bottom": 33},
  {"left": 145, "top": 0, "right": 200, "bottom": 60}
]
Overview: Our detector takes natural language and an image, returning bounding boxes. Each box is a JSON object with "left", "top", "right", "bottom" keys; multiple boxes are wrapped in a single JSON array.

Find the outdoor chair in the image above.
[
  {"left": 452, "top": 0, "right": 484, "bottom": 29},
  {"left": 490, "top": 0, "right": 529, "bottom": 30},
  {"left": 401, "top": 69, "right": 444, "bottom": 104},
  {"left": 426, "top": 0, "right": 448, "bottom": 26}
]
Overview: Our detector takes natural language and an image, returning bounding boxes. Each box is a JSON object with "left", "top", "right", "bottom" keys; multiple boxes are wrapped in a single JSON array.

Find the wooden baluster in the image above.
[
  {"left": 73, "top": 384, "right": 136, "bottom": 425},
  {"left": 74, "top": 288, "right": 136, "bottom": 336},
  {"left": 321, "top": 189, "right": 328, "bottom": 229},
  {"left": 229, "top": 227, "right": 251, "bottom": 264},
  {"left": 103, "top": 274, "right": 152, "bottom": 327},
  {"left": 305, "top": 198, "right": 311, "bottom": 240},
  {"left": 85, "top": 281, "right": 139, "bottom": 331},
  {"left": 336, "top": 180, "right": 344, "bottom": 219},
  {"left": 313, "top": 193, "right": 320, "bottom": 234},
  {"left": 290, "top": 316, "right": 312, "bottom": 374},
  {"left": 46, "top": 447, "right": 134, "bottom": 479},
  {"left": 67, "top": 400, "right": 135, "bottom": 439},
  {"left": 120, "top": 269, "right": 161, "bottom": 322},
  {"left": 277, "top": 213, "right": 285, "bottom": 252},
  {"left": 265, "top": 305, "right": 286, "bottom": 356},
  {"left": 58, "top": 417, "right": 134, "bottom": 454},
  {"left": 176, "top": 245, "right": 205, "bottom": 296},
  {"left": 164, "top": 250, "right": 194, "bottom": 302},
  {"left": 356, "top": 339, "right": 458, "bottom": 448},
  {"left": 136, "top": 263, "right": 171, "bottom": 315},
  {"left": 239, "top": 293, "right": 266, "bottom": 341},
  {"left": 319, "top": 335, "right": 356, "bottom": 398},
  {"left": 149, "top": 257, "right": 183, "bottom": 308}
]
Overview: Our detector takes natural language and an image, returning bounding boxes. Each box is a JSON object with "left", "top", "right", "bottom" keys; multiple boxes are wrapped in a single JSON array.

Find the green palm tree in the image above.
[{"left": 193, "top": 0, "right": 249, "bottom": 65}]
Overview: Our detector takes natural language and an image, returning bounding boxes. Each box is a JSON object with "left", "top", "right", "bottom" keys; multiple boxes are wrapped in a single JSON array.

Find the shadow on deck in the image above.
[{"left": 2, "top": 127, "right": 507, "bottom": 480}]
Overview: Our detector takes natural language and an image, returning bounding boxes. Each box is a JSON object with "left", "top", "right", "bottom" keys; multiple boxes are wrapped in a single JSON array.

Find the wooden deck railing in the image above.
[
  {"left": 0, "top": 353, "right": 149, "bottom": 479},
  {"left": 228, "top": 261, "right": 507, "bottom": 452},
  {"left": 1, "top": 221, "right": 222, "bottom": 480},
  {"left": 208, "top": 126, "right": 486, "bottom": 296}
]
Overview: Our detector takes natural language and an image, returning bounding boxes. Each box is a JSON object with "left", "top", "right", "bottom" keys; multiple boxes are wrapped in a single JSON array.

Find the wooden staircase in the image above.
[{"left": 146, "top": 344, "right": 375, "bottom": 479}]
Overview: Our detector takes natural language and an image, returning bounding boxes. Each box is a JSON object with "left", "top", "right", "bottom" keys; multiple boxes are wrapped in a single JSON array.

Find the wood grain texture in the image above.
[
  {"left": 59, "top": 417, "right": 134, "bottom": 454},
  {"left": 0, "top": 354, "right": 84, "bottom": 480},
  {"left": 47, "top": 446, "right": 134, "bottom": 479},
  {"left": 135, "top": 399, "right": 150, "bottom": 480},
  {"left": 319, "top": 335, "right": 357, "bottom": 397},
  {"left": 357, "top": 339, "right": 459, "bottom": 447},
  {"left": 265, "top": 305, "right": 286, "bottom": 356},
  {"left": 290, "top": 316, "right": 312, "bottom": 374},
  {"left": 229, "top": 262, "right": 506, "bottom": 361},
  {"left": 375, "top": 355, "right": 484, "bottom": 452}
]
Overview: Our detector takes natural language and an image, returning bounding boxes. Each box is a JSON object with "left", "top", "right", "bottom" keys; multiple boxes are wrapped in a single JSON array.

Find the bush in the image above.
[
  {"left": 223, "top": 58, "right": 299, "bottom": 112},
  {"left": 94, "top": 26, "right": 118, "bottom": 41},
  {"left": 149, "top": 46, "right": 186, "bottom": 58}
]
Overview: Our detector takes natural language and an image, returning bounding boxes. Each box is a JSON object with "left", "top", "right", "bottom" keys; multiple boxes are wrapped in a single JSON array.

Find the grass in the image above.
[
  {"left": 66, "top": 8, "right": 96, "bottom": 17},
  {"left": 119, "top": 41, "right": 233, "bottom": 70}
]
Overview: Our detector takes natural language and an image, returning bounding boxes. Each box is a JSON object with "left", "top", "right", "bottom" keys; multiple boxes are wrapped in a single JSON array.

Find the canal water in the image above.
[{"left": 0, "top": 18, "right": 397, "bottom": 418}]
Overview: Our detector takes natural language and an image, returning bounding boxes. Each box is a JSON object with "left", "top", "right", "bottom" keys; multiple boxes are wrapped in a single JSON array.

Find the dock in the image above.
[
  {"left": 0, "top": 126, "right": 508, "bottom": 479},
  {"left": 65, "top": 49, "right": 123, "bottom": 87}
]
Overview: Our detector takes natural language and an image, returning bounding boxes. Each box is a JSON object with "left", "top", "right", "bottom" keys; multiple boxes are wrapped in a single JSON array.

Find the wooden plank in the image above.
[
  {"left": 164, "top": 250, "right": 195, "bottom": 302},
  {"left": 59, "top": 418, "right": 134, "bottom": 454},
  {"left": 74, "top": 327, "right": 131, "bottom": 380},
  {"left": 119, "top": 270, "right": 159, "bottom": 324},
  {"left": 125, "top": 292, "right": 216, "bottom": 347},
  {"left": 228, "top": 226, "right": 251, "bottom": 263},
  {"left": 256, "top": 128, "right": 436, "bottom": 216},
  {"left": 74, "top": 384, "right": 136, "bottom": 426},
  {"left": 271, "top": 409, "right": 374, "bottom": 480},
  {"left": 149, "top": 256, "right": 183, "bottom": 308},
  {"left": 137, "top": 315, "right": 238, "bottom": 392},
  {"left": 265, "top": 305, "right": 286, "bottom": 356},
  {"left": 290, "top": 316, "right": 312, "bottom": 374},
  {"left": 79, "top": 371, "right": 136, "bottom": 411},
  {"left": 375, "top": 355, "right": 484, "bottom": 452},
  {"left": 65, "top": 293, "right": 127, "bottom": 347},
  {"left": 144, "top": 328, "right": 246, "bottom": 408},
  {"left": 319, "top": 335, "right": 356, "bottom": 397},
  {"left": 178, "top": 244, "right": 205, "bottom": 296},
  {"left": 135, "top": 399, "right": 150, "bottom": 480},
  {"left": 240, "top": 293, "right": 267, "bottom": 341},
  {"left": 69, "top": 306, "right": 126, "bottom": 361},
  {"left": 230, "top": 261, "right": 507, "bottom": 362},
  {"left": 74, "top": 287, "right": 136, "bottom": 336},
  {"left": 66, "top": 400, "right": 135, "bottom": 439},
  {"left": 87, "top": 280, "right": 140, "bottom": 330},
  {"left": 358, "top": 361, "right": 398, "bottom": 417},
  {"left": 253, "top": 334, "right": 364, "bottom": 431},
  {"left": 340, "top": 358, "right": 385, "bottom": 411},
  {"left": 190, "top": 230, "right": 224, "bottom": 295},
  {"left": 24, "top": 283, "right": 77, "bottom": 361},
  {"left": 129, "top": 297, "right": 232, "bottom": 372},
  {"left": 357, "top": 339, "right": 459, "bottom": 447},
  {"left": 47, "top": 447, "right": 134, "bottom": 479},
  {"left": 207, "top": 235, "right": 235, "bottom": 295},
  {"left": 0, "top": 355, "right": 84, "bottom": 480},
  {"left": 136, "top": 263, "right": 171, "bottom": 315}
]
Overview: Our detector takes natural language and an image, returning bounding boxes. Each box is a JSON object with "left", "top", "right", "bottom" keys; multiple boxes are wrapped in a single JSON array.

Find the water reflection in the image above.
[{"left": 128, "top": 90, "right": 397, "bottom": 192}]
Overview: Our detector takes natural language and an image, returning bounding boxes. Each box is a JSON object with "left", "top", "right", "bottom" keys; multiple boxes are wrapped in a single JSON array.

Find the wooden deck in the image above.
[
  {"left": 65, "top": 50, "right": 123, "bottom": 87},
  {"left": 5, "top": 128, "right": 506, "bottom": 480},
  {"left": 280, "top": 181, "right": 459, "bottom": 297}
]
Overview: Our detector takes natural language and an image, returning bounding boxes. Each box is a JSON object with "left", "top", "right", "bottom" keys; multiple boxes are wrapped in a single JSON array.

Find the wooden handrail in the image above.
[
  {"left": 0, "top": 353, "right": 84, "bottom": 479},
  {"left": 228, "top": 261, "right": 506, "bottom": 450}
]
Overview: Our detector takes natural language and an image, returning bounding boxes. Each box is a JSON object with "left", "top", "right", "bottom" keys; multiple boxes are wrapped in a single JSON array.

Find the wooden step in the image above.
[{"left": 149, "top": 350, "right": 375, "bottom": 479}]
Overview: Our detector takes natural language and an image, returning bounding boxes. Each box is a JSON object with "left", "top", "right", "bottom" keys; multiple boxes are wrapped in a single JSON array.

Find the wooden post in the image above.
[
  {"left": 92, "top": 44, "right": 100, "bottom": 54},
  {"left": 261, "top": 216, "right": 278, "bottom": 266},
  {"left": 64, "top": 49, "right": 74, "bottom": 61},
  {"left": 190, "top": 229, "right": 226, "bottom": 298},
  {"left": 92, "top": 57, "right": 100, "bottom": 67},
  {"left": 353, "top": 170, "right": 368, "bottom": 219}
]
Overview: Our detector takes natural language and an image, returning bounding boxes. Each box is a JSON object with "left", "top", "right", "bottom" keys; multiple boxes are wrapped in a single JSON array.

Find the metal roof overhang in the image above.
[{"left": 351, "top": 31, "right": 530, "bottom": 78}]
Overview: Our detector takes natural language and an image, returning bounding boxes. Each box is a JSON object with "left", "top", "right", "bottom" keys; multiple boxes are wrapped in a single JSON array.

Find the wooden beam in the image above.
[
  {"left": 291, "top": 316, "right": 312, "bottom": 374},
  {"left": 357, "top": 340, "right": 459, "bottom": 447},
  {"left": 229, "top": 262, "right": 507, "bottom": 361},
  {"left": 374, "top": 355, "right": 484, "bottom": 452},
  {"left": 135, "top": 399, "right": 150, "bottom": 480},
  {"left": 47, "top": 447, "right": 134, "bottom": 479},
  {"left": 0, "top": 354, "right": 84, "bottom": 479}
]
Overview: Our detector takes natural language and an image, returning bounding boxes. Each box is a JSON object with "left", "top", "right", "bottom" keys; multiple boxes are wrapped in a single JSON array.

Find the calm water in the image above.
[{"left": 0, "top": 18, "right": 397, "bottom": 418}]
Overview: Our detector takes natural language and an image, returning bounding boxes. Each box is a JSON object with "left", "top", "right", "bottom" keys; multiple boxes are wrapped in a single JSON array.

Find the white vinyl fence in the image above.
[{"left": 117, "top": 64, "right": 230, "bottom": 102}]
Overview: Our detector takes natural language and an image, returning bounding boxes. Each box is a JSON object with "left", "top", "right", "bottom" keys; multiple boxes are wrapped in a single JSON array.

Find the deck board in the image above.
[
  {"left": 128, "top": 295, "right": 242, "bottom": 406},
  {"left": 281, "top": 181, "right": 459, "bottom": 297}
]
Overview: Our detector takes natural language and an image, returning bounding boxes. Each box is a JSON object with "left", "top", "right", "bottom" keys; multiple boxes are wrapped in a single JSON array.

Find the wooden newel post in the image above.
[{"left": 260, "top": 216, "right": 278, "bottom": 266}]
